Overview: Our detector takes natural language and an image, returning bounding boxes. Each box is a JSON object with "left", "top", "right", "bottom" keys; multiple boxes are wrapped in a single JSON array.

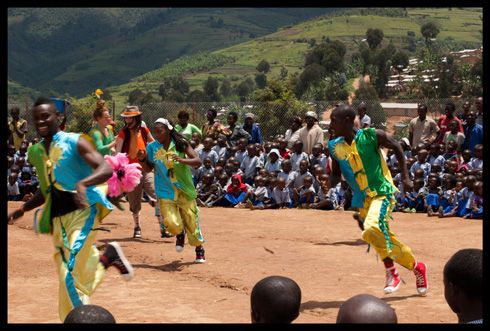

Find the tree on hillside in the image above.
[
  {"left": 255, "top": 73, "right": 267, "bottom": 89},
  {"left": 392, "top": 50, "right": 409, "bottom": 69},
  {"left": 219, "top": 78, "right": 233, "bottom": 97},
  {"left": 256, "top": 59, "right": 271, "bottom": 73},
  {"left": 366, "top": 28, "right": 384, "bottom": 49},
  {"left": 186, "top": 90, "right": 211, "bottom": 102},
  {"left": 421, "top": 21, "right": 440, "bottom": 45},
  {"left": 203, "top": 77, "right": 221, "bottom": 102},
  {"left": 236, "top": 78, "right": 255, "bottom": 102}
]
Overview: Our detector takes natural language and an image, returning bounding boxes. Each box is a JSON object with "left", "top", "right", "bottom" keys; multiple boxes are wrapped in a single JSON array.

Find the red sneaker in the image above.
[
  {"left": 384, "top": 266, "right": 402, "bottom": 294},
  {"left": 413, "top": 261, "right": 428, "bottom": 296}
]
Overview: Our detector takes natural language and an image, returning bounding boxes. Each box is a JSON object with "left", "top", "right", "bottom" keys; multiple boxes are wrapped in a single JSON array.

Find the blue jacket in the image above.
[{"left": 243, "top": 123, "right": 263, "bottom": 145}]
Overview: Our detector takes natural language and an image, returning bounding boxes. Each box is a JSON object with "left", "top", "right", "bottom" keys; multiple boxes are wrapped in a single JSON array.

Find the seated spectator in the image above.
[
  {"left": 273, "top": 177, "right": 291, "bottom": 209},
  {"left": 278, "top": 159, "right": 295, "bottom": 189},
  {"left": 196, "top": 173, "right": 220, "bottom": 207},
  {"left": 443, "top": 249, "right": 482, "bottom": 324},
  {"left": 403, "top": 178, "right": 425, "bottom": 213},
  {"left": 290, "top": 140, "right": 309, "bottom": 172},
  {"left": 226, "top": 145, "right": 238, "bottom": 160},
  {"left": 264, "top": 148, "right": 282, "bottom": 173},
  {"left": 426, "top": 176, "right": 443, "bottom": 216},
  {"left": 64, "top": 304, "right": 116, "bottom": 323},
  {"left": 216, "top": 156, "right": 226, "bottom": 168},
  {"left": 462, "top": 181, "right": 483, "bottom": 219},
  {"left": 443, "top": 119, "right": 466, "bottom": 153},
  {"left": 292, "top": 175, "right": 315, "bottom": 208},
  {"left": 443, "top": 141, "right": 461, "bottom": 169},
  {"left": 427, "top": 143, "right": 445, "bottom": 169},
  {"left": 194, "top": 157, "right": 214, "bottom": 185},
  {"left": 222, "top": 174, "right": 249, "bottom": 207},
  {"left": 8, "top": 172, "right": 22, "bottom": 201},
  {"left": 335, "top": 180, "right": 352, "bottom": 210},
  {"left": 310, "top": 174, "right": 337, "bottom": 210},
  {"left": 240, "top": 144, "right": 260, "bottom": 185},
  {"left": 410, "top": 149, "right": 431, "bottom": 181},
  {"left": 191, "top": 132, "right": 204, "bottom": 154},
  {"left": 7, "top": 156, "right": 14, "bottom": 176},
  {"left": 235, "top": 138, "right": 248, "bottom": 165},
  {"left": 459, "top": 149, "right": 473, "bottom": 173},
  {"left": 312, "top": 165, "right": 325, "bottom": 193},
  {"left": 277, "top": 137, "right": 290, "bottom": 160},
  {"left": 468, "top": 144, "right": 482, "bottom": 170},
  {"left": 309, "top": 143, "right": 327, "bottom": 173},
  {"left": 336, "top": 294, "right": 397, "bottom": 323},
  {"left": 241, "top": 175, "right": 270, "bottom": 210},
  {"left": 438, "top": 180, "right": 464, "bottom": 218},
  {"left": 14, "top": 141, "right": 29, "bottom": 163},
  {"left": 198, "top": 137, "right": 219, "bottom": 166},
  {"left": 212, "top": 134, "right": 228, "bottom": 159},
  {"left": 213, "top": 165, "right": 224, "bottom": 179},
  {"left": 251, "top": 276, "right": 301, "bottom": 324}
]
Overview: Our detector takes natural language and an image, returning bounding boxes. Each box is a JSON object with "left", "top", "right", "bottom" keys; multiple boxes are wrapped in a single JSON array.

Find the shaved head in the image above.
[
  {"left": 336, "top": 294, "right": 397, "bottom": 323},
  {"left": 332, "top": 104, "right": 356, "bottom": 121}
]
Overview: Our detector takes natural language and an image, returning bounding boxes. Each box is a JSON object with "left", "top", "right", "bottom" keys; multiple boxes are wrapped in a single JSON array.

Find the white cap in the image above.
[{"left": 154, "top": 118, "right": 173, "bottom": 130}]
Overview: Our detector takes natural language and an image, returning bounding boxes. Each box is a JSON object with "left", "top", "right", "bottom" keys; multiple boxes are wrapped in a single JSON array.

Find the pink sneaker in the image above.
[
  {"left": 384, "top": 266, "right": 402, "bottom": 294},
  {"left": 413, "top": 261, "right": 428, "bottom": 296}
]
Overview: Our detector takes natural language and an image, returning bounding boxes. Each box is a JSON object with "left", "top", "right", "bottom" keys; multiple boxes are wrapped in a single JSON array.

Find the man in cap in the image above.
[
  {"left": 115, "top": 106, "right": 171, "bottom": 238},
  {"left": 242, "top": 112, "right": 263, "bottom": 145},
  {"left": 298, "top": 110, "right": 324, "bottom": 154}
]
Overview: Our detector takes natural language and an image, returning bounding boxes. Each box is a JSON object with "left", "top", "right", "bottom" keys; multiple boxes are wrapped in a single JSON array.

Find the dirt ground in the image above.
[{"left": 8, "top": 201, "right": 482, "bottom": 323}]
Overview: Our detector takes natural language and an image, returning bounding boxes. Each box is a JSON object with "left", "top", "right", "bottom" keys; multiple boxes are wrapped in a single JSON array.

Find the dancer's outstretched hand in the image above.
[{"left": 8, "top": 207, "right": 24, "bottom": 224}]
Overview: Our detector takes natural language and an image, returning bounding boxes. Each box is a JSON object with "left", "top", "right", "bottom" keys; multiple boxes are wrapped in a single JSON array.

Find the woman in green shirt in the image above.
[
  {"left": 175, "top": 109, "right": 202, "bottom": 141},
  {"left": 89, "top": 100, "right": 116, "bottom": 156}
]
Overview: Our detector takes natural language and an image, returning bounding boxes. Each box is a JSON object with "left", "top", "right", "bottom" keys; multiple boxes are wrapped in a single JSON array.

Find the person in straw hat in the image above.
[{"left": 115, "top": 106, "right": 171, "bottom": 238}]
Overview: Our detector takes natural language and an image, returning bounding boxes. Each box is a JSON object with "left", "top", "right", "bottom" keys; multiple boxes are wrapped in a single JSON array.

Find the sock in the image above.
[{"left": 133, "top": 213, "right": 140, "bottom": 228}]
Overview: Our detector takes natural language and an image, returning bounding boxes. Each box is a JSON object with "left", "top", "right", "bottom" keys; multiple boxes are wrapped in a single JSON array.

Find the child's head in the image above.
[
  {"left": 278, "top": 138, "right": 288, "bottom": 150},
  {"left": 228, "top": 146, "right": 238, "bottom": 158},
  {"left": 64, "top": 304, "right": 116, "bottom": 324},
  {"left": 461, "top": 149, "right": 472, "bottom": 162},
  {"left": 238, "top": 138, "right": 248, "bottom": 151},
  {"left": 336, "top": 294, "right": 397, "bottom": 324},
  {"left": 414, "top": 178, "right": 425, "bottom": 191},
  {"left": 429, "top": 143, "right": 440, "bottom": 156},
  {"left": 268, "top": 150, "right": 280, "bottom": 163},
  {"left": 191, "top": 132, "right": 201, "bottom": 145},
  {"left": 465, "top": 175, "right": 477, "bottom": 191},
  {"left": 203, "top": 157, "right": 212, "bottom": 168},
  {"left": 454, "top": 181, "right": 464, "bottom": 192},
  {"left": 214, "top": 166, "right": 224, "bottom": 178},
  {"left": 8, "top": 144, "right": 16, "bottom": 156},
  {"left": 8, "top": 156, "right": 14, "bottom": 168},
  {"left": 254, "top": 175, "right": 264, "bottom": 187},
  {"left": 390, "top": 165, "right": 399, "bottom": 177},
  {"left": 216, "top": 157, "right": 226, "bottom": 168},
  {"left": 219, "top": 174, "right": 229, "bottom": 187},
  {"left": 428, "top": 176, "right": 440, "bottom": 189},
  {"left": 473, "top": 181, "right": 483, "bottom": 196},
  {"left": 449, "top": 119, "right": 460, "bottom": 134},
  {"left": 276, "top": 176, "right": 286, "bottom": 189},
  {"left": 203, "top": 137, "right": 214, "bottom": 150},
  {"left": 264, "top": 142, "right": 272, "bottom": 154},
  {"left": 281, "top": 159, "right": 292, "bottom": 173},
  {"left": 431, "top": 164, "right": 442, "bottom": 174},
  {"left": 269, "top": 176, "right": 277, "bottom": 188},
  {"left": 189, "top": 140, "right": 197, "bottom": 149},
  {"left": 340, "top": 180, "right": 349, "bottom": 190},
  {"left": 224, "top": 162, "right": 235, "bottom": 176},
  {"left": 299, "top": 160, "right": 308, "bottom": 174},
  {"left": 312, "top": 143, "right": 323, "bottom": 157},
  {"left": 417, "top": 149, "right": 428, "bottom": 163},
  {"left": 293, "top": 140, "right": 303, "bottom": 154},
  {"left": 474, "top": 169, "right": 483, "bottom": 181},
  {"left": 414, "top": 168, "right": 425, "bottom": 179},
  {"left": 314, "top": 166, "right": 325, "bottom": 178},
  {"left": 303, "top": 175, "right": 313, "bottom": 188},
  {"left": 250, "top": 276, "right": 301, "bottom": 324},
  {"left": 446, "top": 140, "right": 456, "bottom": 153},
  {"left": 442, "top": 174, "right": 456, "bottom": 189},
  {"left": 8, "top": 172, "right": 18, "bottom": 185},
  {"left": 203, "top": 173, "right": 214, "bottom": 186},
  {"left": 19, "top": 142, "right": 28, "bottom": 155},
  {"left": 319, "top": 174, "right": 330, "bottom": 189},
  {"left": 246, "top": 144, "right": 256, "bottom": 157},
  {"left": 258, "top": 168, "right": 269, "bottom": 178},
  {"left": 407, "top": 157, "right": 416, "bottom": 168},
  {"left": 446, "top": 160, "right": 458, "bottom": 173},
  {"left": 255, "top": 143, "right": 264, "bottom": 155},
  {"left": 474, "top": 144, "right": 482, "bottom": 159},
  {"left": 216, "top": 134, "right": 227, "bottom": 147},
  {"left": 10, "top": 164, "right": 20, "bottom": 175}
]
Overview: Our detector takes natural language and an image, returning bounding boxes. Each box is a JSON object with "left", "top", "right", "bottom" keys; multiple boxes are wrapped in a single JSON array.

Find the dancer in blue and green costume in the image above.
[
  {"left": 328, "top": 104, "right": 428, "bottom": 296},
  {"left": 8, "top": 98, "right": 134, "bottom": 321},
  {"left": 143, "top": 118, "right": 206, "bottom": 263}
]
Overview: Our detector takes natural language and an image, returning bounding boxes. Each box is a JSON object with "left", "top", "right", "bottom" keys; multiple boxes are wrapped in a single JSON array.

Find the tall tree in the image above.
[
  {"left": 366, "top": 28, "right": 384, "bottom": 49},
  {"left": 420, "top": 21, "right": 440, "bottom": 45},
  {"left": 203, "top": 76, "right": 221, "bottom": 102},
  {"left": 256, "top": 59, "right": 271, "bottom": 73}
]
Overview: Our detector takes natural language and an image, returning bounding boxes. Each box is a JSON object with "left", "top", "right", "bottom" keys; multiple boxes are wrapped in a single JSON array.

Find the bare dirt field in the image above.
[{"left": 8, "top": 201, "right": 482, "bottom": 323}]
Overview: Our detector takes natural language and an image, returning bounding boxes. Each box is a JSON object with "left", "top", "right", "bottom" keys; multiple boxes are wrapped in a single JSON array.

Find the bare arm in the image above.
[
  {"left": 115, "top": 136, "right": 124, "bottom": 153},
  {"left": 376, "top": 129, "right": 413, "bottom": 192},
  {"left": 172, "top": 144, "right": 202, "bottom": 168},
  {"left": 75, "top": 136, "right": 113, "bottom": 206},
  {"left": 8, "top": 188, "right": 45, "bottom": 223},
  {"left": 329, "top": 157, "right": 342, "bottom": 189}
]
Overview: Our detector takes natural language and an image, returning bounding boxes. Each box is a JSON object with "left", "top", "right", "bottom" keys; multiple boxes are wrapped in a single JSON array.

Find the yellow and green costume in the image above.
[
  {"left": 146, "top": 139, "right": 204, "bottom": 246},
  {"left": 28, "top": 131, "right": 113, "bottom": 321},
  {"left": 328, "top": 128, "right": 415, "bottom": 270}
]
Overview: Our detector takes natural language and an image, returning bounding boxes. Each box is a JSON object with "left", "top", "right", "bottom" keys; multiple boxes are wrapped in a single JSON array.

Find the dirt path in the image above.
[{"left": 8, "top": 201, "right": 481, "bottom": 323}]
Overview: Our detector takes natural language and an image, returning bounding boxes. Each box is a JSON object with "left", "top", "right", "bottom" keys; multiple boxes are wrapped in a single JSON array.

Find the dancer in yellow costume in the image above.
[
  {"left": 8, "top": 98, "right": 134, "bottom": 321},
  {"left": 142, "top": 118, "right": 206, "bottom": 263},
  {"left": 328, "top": 104, "right": 428, "bottom": 296}
]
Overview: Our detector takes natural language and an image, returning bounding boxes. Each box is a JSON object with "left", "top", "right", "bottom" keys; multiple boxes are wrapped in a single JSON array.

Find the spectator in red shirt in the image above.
[{"left": 436, "top": 102, "right": 464, "bottom": 144}]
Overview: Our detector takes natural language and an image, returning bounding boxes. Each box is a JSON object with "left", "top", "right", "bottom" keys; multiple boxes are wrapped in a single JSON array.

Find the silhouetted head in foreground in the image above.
[
  {"left": 251, "top": 275, "right": 301, "bottom": 323},
  {"left": 336, "top": 294, "right": 397, "bottom": 323},
  {"left": 64, "top": 304, "right": 116, "bottom": 324}
]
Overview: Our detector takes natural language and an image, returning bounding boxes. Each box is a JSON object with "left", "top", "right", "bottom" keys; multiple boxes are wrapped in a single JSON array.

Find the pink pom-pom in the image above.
[{"left": 105, "top": 153, "right": 142, "bottom": 196}]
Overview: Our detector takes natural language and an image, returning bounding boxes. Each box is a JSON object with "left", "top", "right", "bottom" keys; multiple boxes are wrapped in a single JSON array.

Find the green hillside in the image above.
[
  {"left": 8, "top": 8, "right": 336, "bottom": 98},
  {"left": 108, "top": 7, "right": 481, "bottom": 103}
]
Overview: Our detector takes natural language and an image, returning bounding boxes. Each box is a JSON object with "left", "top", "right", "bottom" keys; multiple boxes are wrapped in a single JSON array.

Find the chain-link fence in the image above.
[{"left": 7, "top": 98, "right": 473, "bottom": 142}]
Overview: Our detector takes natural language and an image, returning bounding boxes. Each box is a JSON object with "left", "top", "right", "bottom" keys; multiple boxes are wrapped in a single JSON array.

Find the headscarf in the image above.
[{"left": 227, "top": 174, "right": 248, "bottom": 194}]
